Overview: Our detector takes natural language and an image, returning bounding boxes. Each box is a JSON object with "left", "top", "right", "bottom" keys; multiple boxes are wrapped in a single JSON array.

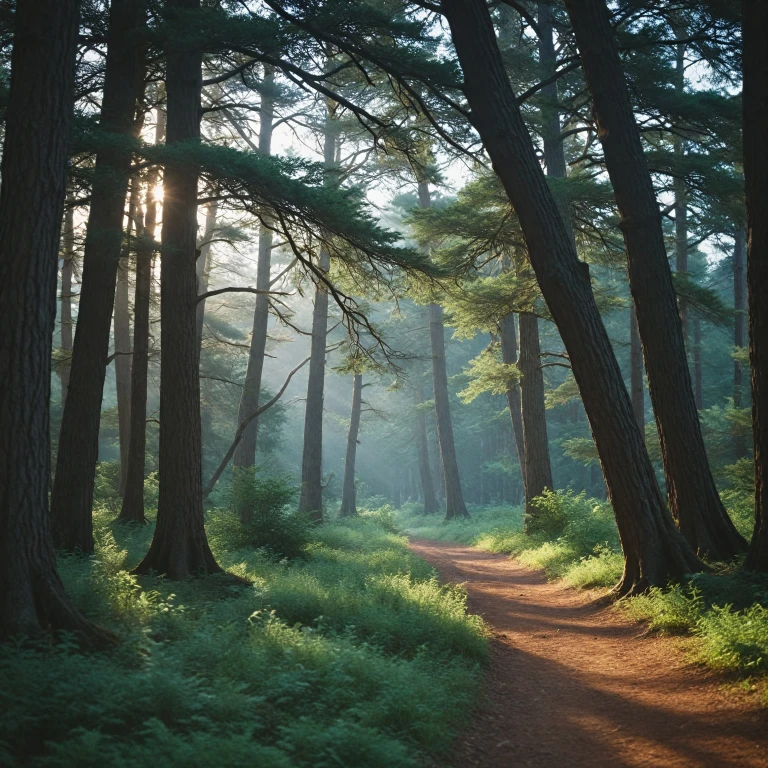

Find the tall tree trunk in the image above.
[
  {"left": 297, "top": 107, "right": 335, "bottom": 522},
  {"left": 630, "top": 306, "right": 644, "bottom": 432},
  {"left": 233, "top": 67, "right": 276, "bottom": 474},
  {"left": 60, "top": 203, "right": 75, "bottom": 409},
  {"left": 499, "top": 312, "right": 526, "bottom": 485},
  {"left": 733, "top": 226, "right": 748, "bottom": 459},
  {"left": 195, "top": 197, "right": 218, "bottom": 361},
  {"left": 743, "top": 0, "right": 768, "bottom": 572},
  {"left": 119, "top": 107, "right": 165, "bottom": 524},
  {"left": 442, "top": 0, "right": 703, "bottom": 593},
  {"left": 419, "top": 182, "right": 469, "bottom": 519},
  {"left": 134, "top": 0, "right": 221, "bottom": 578},
  {"left": 114, "top": 181, "right": 139, "bottom": 496},
  {"left": 415, "top": 381, "right": 438, "bottom": 514},
  {"left": 0, "top": 0, "right": 112, "bottom": 644},
  {"left": 339, "top": 374, "right": 363, "bottom": 518},
  {"left": 562, "top": 0, "right": 746, "bottom": 559},
  {"left": 51, "top": 0, "right": 146, "bottom": 553},
  {"left": 673, "top": 32, "right": 689, "bottom": 343},
  {"left": 518, "top": 312, "right": 553, "bottom": 521}
]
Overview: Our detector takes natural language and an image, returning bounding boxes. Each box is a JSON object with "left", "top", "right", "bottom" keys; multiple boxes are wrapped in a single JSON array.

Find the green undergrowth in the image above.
[
  {"left": 399, "top": 490, "right": 624, "bottom": 589},
  {"left": 0, "top": 505, "right": 487, "bottom": 768},
  {"left": 397, "top": 489, "right": 768, "bottom": 701}
]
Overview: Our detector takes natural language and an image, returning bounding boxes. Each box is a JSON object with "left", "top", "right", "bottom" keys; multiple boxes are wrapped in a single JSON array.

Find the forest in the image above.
[{"left": 0, "top": 0, "right": 767, "bottom": 765}]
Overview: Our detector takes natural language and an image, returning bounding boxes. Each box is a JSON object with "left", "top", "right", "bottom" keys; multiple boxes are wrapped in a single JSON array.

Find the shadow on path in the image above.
[{"left": 409, "top": 538, "right": 768, "bottom": 768}]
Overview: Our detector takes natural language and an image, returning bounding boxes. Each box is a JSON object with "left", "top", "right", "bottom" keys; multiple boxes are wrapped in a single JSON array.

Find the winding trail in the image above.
[{"left": 409, "top": 539, "right": 768, "bottom": 768}]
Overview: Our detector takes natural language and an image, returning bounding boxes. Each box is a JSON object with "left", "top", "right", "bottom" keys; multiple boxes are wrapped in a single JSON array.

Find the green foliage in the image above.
[
  {"left": 0, "top": 509, "right": 486, "bottom": 767},
  {"left": 458, "top": 346, "right": 519, "bottom": 403},
  {"left": 208, "top": 471, "right": 311, "bottom": 560}
]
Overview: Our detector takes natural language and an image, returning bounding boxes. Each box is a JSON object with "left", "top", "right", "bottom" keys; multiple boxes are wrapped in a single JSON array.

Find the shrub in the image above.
[{"left": 207, "top": 470, "right": 311, "bottom": 559}]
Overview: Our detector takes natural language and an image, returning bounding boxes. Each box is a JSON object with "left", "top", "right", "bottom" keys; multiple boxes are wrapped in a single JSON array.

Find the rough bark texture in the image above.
[
  {"left": 415, "top": 382, "right": 439, "bottom": 514},
  {"left": 233, "top": 68, "right": 275, "bottom": 472},
  {"left": 60, "top": 204, "right": 75, "bottom": 409},
  {"left": 499, "top": 312, "right": 526, "bottom": 486},
  {"left": 442, "top": 0, "right": 703, "bottom": 594},
  {"left": 518, "top": 312, "right": 553, "bottom": 520},
  {"left": 743, "top": 0, "right": 768, "bottom": 572},
  {"left": 119, "top": 109, "right": 165, "bottom": 524},
  {"left": 195, "top": 198, "right": 218, "bottom": 361},
  {"left": 563, "top": 0, "right": 745, "bottom": 560},
  {"left": 339, "top": 374, "right": 363, "bottom": 518},
  {"left": 0, "top": 0, "right": 112, "bottom": 645},
  {"left": 630, "top": 306, "right": 644, "bottom": 432},
  {"left": 134, "top": 0, "right": 221, "bottom": 578},
  {"left": 693, "top": 316, "right": 703, "bottom": 410},
  {"left": 733, "top": 226, "right": 748, "bottom": 459},
  {"left": 52, "top": 0, "right": 146, "bottom": 552},
  {"left": 297, "top": 109, "right": 335, "bottom": 522},
  {"left": 673, "top": 32, "right": 689, "bottom": 343}
]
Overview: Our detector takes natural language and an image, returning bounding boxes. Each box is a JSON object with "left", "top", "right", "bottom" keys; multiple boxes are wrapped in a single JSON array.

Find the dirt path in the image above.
[{"left": 409, "top": 539, "right": 768, "bottom": 768}]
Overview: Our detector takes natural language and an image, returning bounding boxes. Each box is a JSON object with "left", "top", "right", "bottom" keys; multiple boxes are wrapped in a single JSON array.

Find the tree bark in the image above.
[
  {"left": 114, "top": 181, "right": 139, "bottom": 496},
  {"left": 119, "top": 107, "right": 165, "bottom": 525},
  {"left": 233, "top": 67, "right": 276, "bottom": 473},
  {"left": 415, "top": 382, "right": 439, "bottom": 514},
  {"left": 499, "top": 312, "right": 526, "bottom": 487},
  {"left": 743, "top": 0, "right": 768, "bottom": 572},
  {"left": 693, "top": 315, "right": 703, "bottom": 410},
  {"left": 0, "top": 0, "right": 113, "bottom": 645},
  {"left": 339, "top": 374, "right": 363, "bottom": 518},
  {"left": 518, "top": 312, "right": 553, "bottom": 520},
  {"left": 60, "top": 203, "right": 75, "bottom": 409},
  {"left": 441, "top": 0, "right": 703, "bottom": 593},
  {"left": 51, "top": 0, "right": 146, "bottom": 553},
  {"left": 733, "top": 226, "right": 748, "bottom": 459},
  {"left": 297, "top": 107, "right": 336, "bottom": 522},
  {"left": 133, "top": 0, "right": 221, "bottom": 578},
  {"left": 630, "top": 305, "right": 644, "bottom": 433},
  {"left": 563, "top": 0, "right": 746, "bottom": 560},
  {"left": 673, "top": 31, "right": 689, "bottom": 343}
]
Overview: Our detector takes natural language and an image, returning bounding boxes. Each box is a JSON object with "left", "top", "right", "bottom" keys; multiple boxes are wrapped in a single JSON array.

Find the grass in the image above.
[
  {"left": 0, "top": 503, "right": 488, "bottom": 768},
  {"left": 397, "top": 490, "right": 768, "bottom": 700}
]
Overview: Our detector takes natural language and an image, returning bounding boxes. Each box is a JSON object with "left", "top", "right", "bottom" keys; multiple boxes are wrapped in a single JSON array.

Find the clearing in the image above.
[{"left": 409, "top": 538, "right": 768, "bottom": 768}]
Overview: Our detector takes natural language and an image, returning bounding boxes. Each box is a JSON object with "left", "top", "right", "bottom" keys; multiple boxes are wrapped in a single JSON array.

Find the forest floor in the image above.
[{"left": 409, "top": 538, "right": 768, "bottom": 768}]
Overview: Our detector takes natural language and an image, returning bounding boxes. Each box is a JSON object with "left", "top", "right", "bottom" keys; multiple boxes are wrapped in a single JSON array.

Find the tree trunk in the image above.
[
  {"left": 743, "top": 0, "right": 768, "bottom": 572},
  {"left": 733, "top": 226, "right": 748, "bottom": 459},
  {"left": 518, "top": 312, "right": 553, "bottom": 520},
  {"left": 195, "top": 197, "right": 218, "bottom": 362},
  {"left": 419, "top": 181, "right": 469, "bottom": 519},
  {"left": 114, "top": 181, "right": 139, "bottom": 496},
  {"left": 630, "top": 305, "right": 644, "bottom": 433},
  {"left": 339, "top": 373, "right": 363, "bottom": 518},
  {"left": 499, "top": 312, "right": 526, "bottom": 486},
  {"left": 415, "top": 382, "right": 438, "bottom": 514},
  {"left": 60, "top": 202, "right": 75, "bottom": 409},
  {"left": 429, "top": 302, "right": 470, "bottom": 520},
  {"left": 562, "top": 0, "right": 746, "bottom": 560},
  {"left": 442, "top": 0, "right": 703, "bottom": 593},
  {"left": 51, "top": 0, "right": 146, "bottom": 553},
  {"left": 673, "top": 32, "right": 689, "bottom": 343},
  {"left": 0, "top": 0, "right": 113, "bottom": 645},
  {"left": 233, "top": 67, "right": 276, "bottom": 474},
  {"left": 134, "top": 0, "right": 221, "bottom": 578},
  {"left": 297, "top": 107, "right": 336, "bottom": 522},
  {"left": 119, "top": 107, "right": 165, "bottom": 525}
]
